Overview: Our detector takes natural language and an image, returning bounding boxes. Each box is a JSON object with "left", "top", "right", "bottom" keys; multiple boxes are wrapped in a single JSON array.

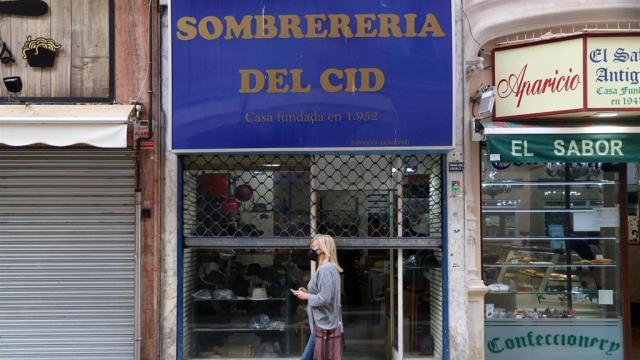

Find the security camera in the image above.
[
  {"left": 3, "top": 76, "right": 22, "bottom": 94},
  {"left": 3, "top": 76, "right": 26, "bottom": 103},
  {"left": 465, "top": 56, "right": 485, "bottom": 75}
]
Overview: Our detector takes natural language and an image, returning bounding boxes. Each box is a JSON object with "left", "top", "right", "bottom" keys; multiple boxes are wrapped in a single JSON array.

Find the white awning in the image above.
[{"left": 0, "top": 104, "right": 135, "bottom": 148}]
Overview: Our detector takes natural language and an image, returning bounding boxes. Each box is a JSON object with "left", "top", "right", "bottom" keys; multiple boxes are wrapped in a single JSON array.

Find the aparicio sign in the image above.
[
  {"left": 170, "top": 0, "right": 453, "bottom": 152},
  {"left": 493, "top": 34, "right": 640, "bottom": 120}
]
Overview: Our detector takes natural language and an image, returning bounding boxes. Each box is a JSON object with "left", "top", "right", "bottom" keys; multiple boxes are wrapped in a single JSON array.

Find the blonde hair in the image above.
[{"left": 312, "top": 234, "right": 343, "bottom": 273}]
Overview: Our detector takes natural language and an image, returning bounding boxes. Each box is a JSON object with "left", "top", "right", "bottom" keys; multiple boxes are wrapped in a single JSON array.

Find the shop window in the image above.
[
  {"left": 182, "top": 154, "right": 443, "bottom": 242},
  {"left": 481, "top": 150, "right": 625, "bottom": 358},
  {"left": 181, "top": 154, "right": 445, "bottom": 359},
  {"left": 183, "top": 248, "right": 310, "bottom": 358},
  {"left": 402, "top": 250, "right": 442, "bottom": 357}
]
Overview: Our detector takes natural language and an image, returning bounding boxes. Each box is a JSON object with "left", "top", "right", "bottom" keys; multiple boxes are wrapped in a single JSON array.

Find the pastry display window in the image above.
[{"left": 481, "top": 152, "right": 624, "bottom": 322}]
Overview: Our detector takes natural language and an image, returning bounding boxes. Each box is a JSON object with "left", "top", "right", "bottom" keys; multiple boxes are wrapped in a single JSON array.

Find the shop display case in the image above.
[
  {"left": 183, "top": 249, "right": 310, "bottom": 359},
  {"left": 481, "top": 156, "right": 624, "bottom": 359}
]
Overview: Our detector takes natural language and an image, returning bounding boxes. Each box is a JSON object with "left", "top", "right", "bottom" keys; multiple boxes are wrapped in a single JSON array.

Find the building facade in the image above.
[
  {"left": 154, "top": 1, "right": 640, "bottom": 360},
  {"left": 160, "top": 1, "right": 466, "bottom": 359},
  {"left": 0, "top": 1, "right": 161, "bottom": 359},
  {"left": 464, "top": 1, "right": 640, "bottom": 359}
]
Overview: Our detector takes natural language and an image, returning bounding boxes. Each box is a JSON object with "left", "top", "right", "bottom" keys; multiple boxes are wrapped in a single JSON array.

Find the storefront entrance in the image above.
[
  {"left": 177, "top": 154, "right": 445, "bottom": 359},
  {"left": 479, "top": 125, "right": 640, "bottom": 359}
]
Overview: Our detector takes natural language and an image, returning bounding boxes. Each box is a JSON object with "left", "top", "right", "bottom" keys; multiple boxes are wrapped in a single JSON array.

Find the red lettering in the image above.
[{"left": 496, "top": 64, "right": 582, "bottom": 108}]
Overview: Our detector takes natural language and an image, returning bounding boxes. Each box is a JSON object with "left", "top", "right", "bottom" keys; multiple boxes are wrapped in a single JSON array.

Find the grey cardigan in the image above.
[{"left": 306, "top": 262, "right": 341, "bottom": 333}]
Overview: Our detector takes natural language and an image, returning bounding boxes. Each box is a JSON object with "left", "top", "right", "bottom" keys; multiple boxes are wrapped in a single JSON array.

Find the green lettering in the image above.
[
  {"left": 506, "top": 339, "right": 515, "bottom": 350},
  {"left": 488, "top": 338, "right": 505, "bottom": 354},
  {"left": 515, "top": 336, "right": 528, "bottom": 348},
  {"left": 578, "top": 336, "right": 590, "bottom": 347},
  {"left": 607, "top": 342, "right": 621, "bottom": 355},
  {"left": 599, "top": 339, "right": 608, "bottom": 351},
  {"left": 528, "top": 331, "right": 535, "bottom": 346},
  {"left": 568, "top": 335, "right": 576, "bottom": 346}
]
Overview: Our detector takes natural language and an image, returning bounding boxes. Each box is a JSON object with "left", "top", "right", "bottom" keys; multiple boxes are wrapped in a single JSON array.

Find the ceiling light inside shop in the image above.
[
  {"left": 262, "top": 163, "right": 281, "bottom": 167},
  {"left": 593, "top": 112, "right": 618, "bottom": 118}
]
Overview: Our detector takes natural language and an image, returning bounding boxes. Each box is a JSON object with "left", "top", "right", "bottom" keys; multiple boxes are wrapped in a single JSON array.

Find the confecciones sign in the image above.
[
  {"left": 493, "top": 34, "right": 640, "bottom": 120},
  {"left": 170, "top": 0, "right": 453, "bottom": 152}
]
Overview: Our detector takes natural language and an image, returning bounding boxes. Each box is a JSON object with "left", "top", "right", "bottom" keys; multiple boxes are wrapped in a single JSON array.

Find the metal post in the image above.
[{"left": 310, "top": 155, "right": 319, "bottom": 273}]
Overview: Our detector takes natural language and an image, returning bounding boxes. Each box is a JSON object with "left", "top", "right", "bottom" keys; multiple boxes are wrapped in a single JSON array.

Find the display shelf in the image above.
[
  {"left": 485, "top": 318, "right": 622, "bottom": 324},
  {"left": 192, "top": 297, "right": 286, "bottom": 302},
  {"left": 481, "top": 180, "right": 617, "bottom": 186},
  {"left": 483, "top": 237, "right": 617, "bottom": 242},
  {"left": 485, "top": 264, "right": 616, "bottom": 268},
  {"left": 482, "top": 209, "right": 594, "bottom": 213},
  {"left": 192, "top": 327, "right": 286, "bottom": 333},
  {"left": 486, "top": 290, "right": 619, "bottom": 295}
]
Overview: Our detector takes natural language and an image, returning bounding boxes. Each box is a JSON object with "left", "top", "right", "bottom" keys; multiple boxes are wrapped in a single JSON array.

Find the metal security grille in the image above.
[
  {"left": 182, "top": 154, "right": 442, "bottom": 247},
  {"left": 0, "top": 150, "right": 136, "bottom": 359}
]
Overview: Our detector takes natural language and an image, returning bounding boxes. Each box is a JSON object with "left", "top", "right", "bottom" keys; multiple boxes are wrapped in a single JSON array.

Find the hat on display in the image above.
[
  {"left": 201, "top": 174, "right": 229, "bottom": 197},
  {"left": 246, "top": 263, "right": 262, "bottom": 276},
  {"left": 220, "top": 197, "right": 241, "bottom": 213},
  {"left": 212, "top": 289, "right": 235, "bottom": 300},
  {"left": 249, "top": 287, "right": 269, "bottom": 300},
  {"left": 199, "top": 264, "right": 225, "bottom": 287},
  {"left": 257, "top": 342, "right": 278, "bottom": 358},
  {"left": 198, "top": 262, "right": 220, "bottom": 279},
  {"left": 235, "top": 184, "right": 253, "bottom": 202},
  {"left": 248, "top": 313, "right": 270, "bottom": 329}
]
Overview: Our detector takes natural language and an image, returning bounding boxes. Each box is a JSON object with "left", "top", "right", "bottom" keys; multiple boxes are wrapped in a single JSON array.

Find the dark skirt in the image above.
[{"left": 313, "top": 325, "right": 342, "bottom": 360}]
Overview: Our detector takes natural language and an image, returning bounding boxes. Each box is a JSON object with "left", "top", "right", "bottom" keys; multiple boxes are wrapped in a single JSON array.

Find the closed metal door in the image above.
[{"left": 0, "top": 150, "right": 136, "bottom": 359}]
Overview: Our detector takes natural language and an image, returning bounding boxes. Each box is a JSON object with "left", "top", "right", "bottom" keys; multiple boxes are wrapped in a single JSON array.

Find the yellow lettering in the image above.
[
  {"left": 255, "top": 15, "right": 277, "bottom": 39},
  {"left": 224, "top": 15, "right": 253, "bottom": 40},
  {"left": 305, "top": 14, "right": 328, "bottom": 38},
  {"left": 378, "top": 14, "right": 403, "bottom": 38},
  {"left": 328, "top": 14, "right": 353, "bottom": 38},
  {"left": 198, "top": 16, "right": 224, "bottom": 40},
  {"left": 267, "top": 69, "right": 290, "bottom": 93},
  {"left": 176, "top": 16, "right": 197, "bottom": 40},
  {"left": 403, "top": 14, "right": 418, "bottom": 37},
  {"left": 344, "top": 68, "right": 358, "bottom": 93},
  {"left": 279, "top": 15, "right": 304, "bottom": 39},
  {"left": 354, "top": 14, "right": 378, "bottom": 37},
  {"left": 239, "top": 69, "right": 265, "bottom": 93},
  {"left": 418, "top": 14, "right": 445, "bottom": 37},
  {"left": 290, "top": 69, "right": 311, "bottom": 93},
  {"left": 320, "top": 68, "right": 343, "bottom": 92},
  {"left": 359, "top": 68, "right": 385, "bottom": 92}
]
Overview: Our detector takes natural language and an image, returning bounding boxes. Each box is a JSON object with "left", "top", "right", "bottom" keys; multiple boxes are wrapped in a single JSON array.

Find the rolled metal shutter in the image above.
[{"left": 0, "top": 150, "right": 136, "bottom": 360}]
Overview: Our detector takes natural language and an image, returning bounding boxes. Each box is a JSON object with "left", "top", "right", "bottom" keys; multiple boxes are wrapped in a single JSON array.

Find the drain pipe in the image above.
[{"left": 139, "top": 0, "right": 154, "bottom": 141}]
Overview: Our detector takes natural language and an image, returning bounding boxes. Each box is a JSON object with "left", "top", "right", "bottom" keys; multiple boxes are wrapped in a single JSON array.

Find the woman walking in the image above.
[{"left": 292, "top": 234, "right": 343, "bottom": 360}]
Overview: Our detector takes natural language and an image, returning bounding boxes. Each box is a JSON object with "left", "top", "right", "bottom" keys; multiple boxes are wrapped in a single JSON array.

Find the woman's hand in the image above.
[{"left": 291, "top": 289, "right": 310, "bottom": 300}]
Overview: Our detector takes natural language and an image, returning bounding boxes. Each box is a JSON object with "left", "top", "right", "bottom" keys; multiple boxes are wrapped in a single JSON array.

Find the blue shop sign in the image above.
[{"left": 170, "top": 0, "right": 453, "bottom": 152}]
